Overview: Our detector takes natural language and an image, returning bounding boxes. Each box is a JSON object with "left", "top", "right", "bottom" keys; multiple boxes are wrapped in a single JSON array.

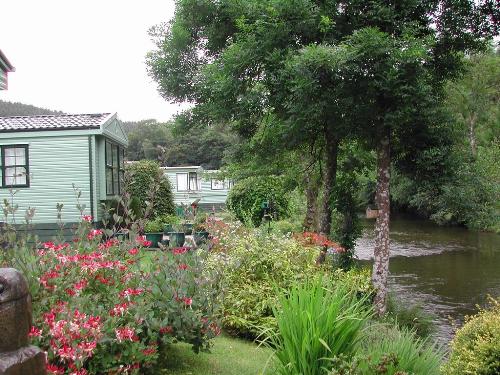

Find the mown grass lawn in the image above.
[{"left": 157, "top": 334, "right": 276, "bottom": 375}]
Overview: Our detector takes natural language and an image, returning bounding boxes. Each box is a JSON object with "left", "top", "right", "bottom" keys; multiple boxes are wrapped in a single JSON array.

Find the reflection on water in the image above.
[{"left": 355, "top": 217, "right": 500, "bottom": 344}]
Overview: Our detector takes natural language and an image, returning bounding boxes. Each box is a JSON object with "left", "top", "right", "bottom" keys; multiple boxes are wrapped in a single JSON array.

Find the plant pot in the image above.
[
  {"left": 194, "top": 231, "right": 210, "bottom": 245},
  {"left": 183, "top": 223, "right": 193, "bottom": 235},
  {"left": 145, "top": 232, "right": 163, "bottom": 248},
  {"left": 163, "top": 224, "right": 174, "bottom": 235},
  {"left": 169, "top": 232, "right": 186, "bottom": 247}
]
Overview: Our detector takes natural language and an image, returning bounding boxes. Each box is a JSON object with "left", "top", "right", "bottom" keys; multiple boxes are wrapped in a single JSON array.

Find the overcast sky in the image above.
[{"left": 0, "top": 0, "right": 186, "bottom": 122}]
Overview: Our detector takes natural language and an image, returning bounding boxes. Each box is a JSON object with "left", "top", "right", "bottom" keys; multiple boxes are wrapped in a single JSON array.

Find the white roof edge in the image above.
[{"left": 162, "top": 166, "right": 203, "bottom": 170}]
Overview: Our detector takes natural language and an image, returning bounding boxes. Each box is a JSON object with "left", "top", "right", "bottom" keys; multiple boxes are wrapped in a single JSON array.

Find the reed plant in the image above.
[
  {"left": 260, "top": 277, "right": 371, "bottom": 375},
  {"left": 355, "top": 325, "right": 443, "bottom": 375}
]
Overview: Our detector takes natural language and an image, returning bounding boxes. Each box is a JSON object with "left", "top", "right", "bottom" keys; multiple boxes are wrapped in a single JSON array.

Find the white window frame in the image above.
[
  {"left": 176, "top": 173, "right": 189, "bottom": 191},
  {"left": 211, "top": 178, "right": 225, "bottom": 190}
]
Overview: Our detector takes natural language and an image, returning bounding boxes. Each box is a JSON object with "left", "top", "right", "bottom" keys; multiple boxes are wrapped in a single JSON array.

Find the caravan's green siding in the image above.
[
  {"left": 0, "top": 135, "right": 91, "bottom": 224},
  {"left": 0, "top": 114, "right": 128, "bottom": 229},
  {"left": 163, "top": 167, "right": 230, "bottom": 209}
]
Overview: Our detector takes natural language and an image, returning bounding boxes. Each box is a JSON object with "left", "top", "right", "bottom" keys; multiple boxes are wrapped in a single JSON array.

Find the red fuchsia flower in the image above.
[
  {"left": 115, "top": 327, "right": 139, "bottom": 343},
  {"left": 119, "top": 288, "right": 144, "bottom": 299},
  {"left": 46, "top": 363, "right": 65, "bottom": 375},
  {"left": 135, "top": 235, "right": 152, "bottom": 247},
  {"left": 183, "top": 297, "right": 193, "bottom": 306},
  {"left": 74, "top": 279, "right": 88, "bottom": 290},
  {"left": 58, "top": 344, "right": 76, "bottom": 360},
  {"left": 98, "top": 238, "right": 120, "bottom": 250},
  {"left": 28, "top": 326, "right": 42, "bottom": 337},
  {"left": 178, "top": 263, "right": 189, "bottom": 270},
  {"left": 172, "top": 247, "right": 189, "bottom": 255},
  {"left": 159, "top": 326, "right": 174, "bottom": 335},
  {"left": 142, "top": 346, "right": 157, "bottom": 356},
  {"left": 77, "top": 341, "right": 97, "bottom": 354},
  {"left": 109, "top": 302, "right": 131, "bottom": 317},
  {"left": 65, "top": 288, "right": 76, "bottom": 297},
  {"left": 87, "top": 229, "right": 103, "bottom": 240},
  {"left": 128, "top": 247, "right": 138, "bottom": 256},
  {"left": 82, "top": 215, "right": 93, "bottom": 222}
]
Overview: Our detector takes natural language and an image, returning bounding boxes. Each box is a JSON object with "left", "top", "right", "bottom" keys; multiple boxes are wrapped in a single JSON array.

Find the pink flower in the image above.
[
  {"left": 119, "top": 288, "right": 144, "bottom": 299},
  {"left": 58, "top": 344, "right": 76, "bottom": 360},
  {"left": 87, "top": 229, "right": 103, "bottom": 240},
  {"left": 142, "top": 346, "right": 157, "bottom": 356},
  {"left": 178, "top": 263, "right": 189, "bottom": 270},
  {"left": 82, "top": 215, "right": 93, "bottom": 222},
  {"left": 74, "top": 279, "right": 88, "bottom": 290},
  {"left": 115, "top": 327, "right": 139, "bottom": 342},
  {"left": 28, "top": 326, "right": 42, "bottom": 337},
  {"left": 128, "top": 247, "right": 139, "bottom": 256},
  {"left": 173, "top": 247, "right": 189, "bottom": 255},
  {"left": 109, "top": 302, "right": 130, "bottom": 317},
  {"left": 46, "top": 363, "right": 65, "bottom": 375},
  {"left": 183, "top": 297, "right": 193, "bottom": 306},
  {"left": 159, "top": 326, "right": 174, "bottom": 335}
]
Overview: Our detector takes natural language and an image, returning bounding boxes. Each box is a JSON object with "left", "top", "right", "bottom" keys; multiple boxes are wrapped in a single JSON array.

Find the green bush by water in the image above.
[{"left": 443, "top": 297, "right": 500, "bottom": 375}]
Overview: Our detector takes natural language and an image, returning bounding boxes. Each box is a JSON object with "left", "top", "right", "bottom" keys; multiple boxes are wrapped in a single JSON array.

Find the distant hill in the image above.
[{"left": 0, "top": 100, "right": 64, "bottom": 117}]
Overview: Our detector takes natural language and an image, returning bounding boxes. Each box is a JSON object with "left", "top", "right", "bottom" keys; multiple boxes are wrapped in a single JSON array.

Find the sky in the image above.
[{"left": 0, "top": 0, "right": 186, "bottom": 122}]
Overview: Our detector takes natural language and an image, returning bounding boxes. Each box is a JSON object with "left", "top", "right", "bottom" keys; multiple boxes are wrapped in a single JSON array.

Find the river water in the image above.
[{"left": 355, "top": 217, "right": 500, "bottom": 345}]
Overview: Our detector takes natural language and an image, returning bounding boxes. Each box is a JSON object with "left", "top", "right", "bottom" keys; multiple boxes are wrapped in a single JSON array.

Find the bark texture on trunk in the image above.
[
  {"left": 468, "top": 113, "right": 477, "bottom": 158},
  {"left": 303, "top": 170, "right": 319, "bottom": 232},
  {"left": 372, "top": 134, "right": 391, "bottom": 316},
  {"left": 318, "top": 129, "right": 339, "bottom": 235}
]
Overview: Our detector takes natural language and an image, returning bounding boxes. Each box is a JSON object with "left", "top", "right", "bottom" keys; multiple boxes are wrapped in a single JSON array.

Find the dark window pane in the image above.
[
  {"left": 105, "top": 142, "right": 113, "bottom": 166},
  {"left": 106, "top": 168, "right": 113, "bottom": 195}
]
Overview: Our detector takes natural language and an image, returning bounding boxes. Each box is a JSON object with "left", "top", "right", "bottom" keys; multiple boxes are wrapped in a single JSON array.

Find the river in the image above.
[{"left": 355, "top": 216, "right": 500, "bottom": 345}]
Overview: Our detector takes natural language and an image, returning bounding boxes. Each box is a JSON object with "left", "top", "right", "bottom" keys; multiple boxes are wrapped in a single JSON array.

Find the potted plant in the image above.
[
  {"left": 182, "top": 221, "right": 194, "bottom": 235},
  {"left": 193, "top": 213, "right": 210, "bottom": 245},
  {"left": 144, "top": 218, "right": 163, "bottom": 248},
  {"left": 168, "top": 223, "right": 186, "bottom": 248},
  {"left": 161, "top": 214, "right": 181, "bottom": 235}
]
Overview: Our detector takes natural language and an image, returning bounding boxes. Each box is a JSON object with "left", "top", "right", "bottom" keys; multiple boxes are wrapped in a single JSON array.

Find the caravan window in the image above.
[
  {"left": 177, "top": 172, "right": 198, "bottom": 191},
  {"left": 1, "top": 145, "right": 29, "bottom": 188}
]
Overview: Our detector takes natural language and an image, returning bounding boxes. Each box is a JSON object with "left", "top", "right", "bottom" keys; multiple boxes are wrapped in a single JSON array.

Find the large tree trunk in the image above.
[
  {"left": 372, "top": 133, "right": 391, "bottom": 316},
  {"left": 468, "top": 113, "right": 477, "bottom": 158},
  {"left": 318, "top": 128, "right": 339, "bottom": 235},
  {"left": 303, "top": 170, "right": 319, "bottom": 232}
]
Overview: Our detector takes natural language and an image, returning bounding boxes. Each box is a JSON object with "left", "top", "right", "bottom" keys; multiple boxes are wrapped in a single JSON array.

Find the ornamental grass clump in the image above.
[
  {"left": 261, "top": 277, "right": 371, "bottom": 375},
  {"left": 354, "top": 326, "right": 443, "bottom": 375}
]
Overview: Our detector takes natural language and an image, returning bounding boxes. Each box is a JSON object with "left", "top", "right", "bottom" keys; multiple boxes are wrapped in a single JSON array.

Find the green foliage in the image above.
[
  {"left": 124, "top": 119, "right": 237, "bottom": 169},
  {"left": 0, "top": 99, "right": 63, "bottom": 116},
  {"left": 227, "top": 176, "right": 290, "bottom": 226},
  {"left": 262, "top": 277, "right": 372, "bottom": 375},
  {"left": 443, "top": 297, "right": 500, "bottom": 375},
  {"left": 386, "top": 295, "right": 435, "bottom": 339},
  {"left": 125, "top": 160, "right": 175, "bottom": 219},
  {"left": 144, "top": 217, "right": 164, "bottom": 233},
  {"left": 207, "top": 224, "right": 318, "bottom": 337},
  {"left": 354, "top": 326, "right": 443, "bottom": 375}
]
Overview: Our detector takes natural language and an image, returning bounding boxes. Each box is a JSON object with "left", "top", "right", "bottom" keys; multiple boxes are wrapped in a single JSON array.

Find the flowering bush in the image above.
[{"left": 23, "top": 218, "right": 222, "bottom": 374}]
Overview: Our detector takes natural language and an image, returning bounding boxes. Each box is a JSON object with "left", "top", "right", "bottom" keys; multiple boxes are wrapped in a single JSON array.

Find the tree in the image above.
[{"left": 147, "top": 0, "right": 497, "bottom": 315}]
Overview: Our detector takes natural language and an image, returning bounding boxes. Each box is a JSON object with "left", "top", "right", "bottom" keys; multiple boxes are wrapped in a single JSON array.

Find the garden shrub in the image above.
[
  {"left": 125, "top": 160, "right": 175, "bottom": 219},
  {"left": 353, "top": 326, "right": 443, "bottom": 375},
  {"left": 263, "top": 277, "right": 372, "bottom": 375},
  {"left": 386, "top": 294, "right": 435, "bottom": 339},
  {"left": 10, "top": 218, "right": 222, "bottom": 374},
  {"left": 205, "top": 219, "right": 372, "bottom": 338},
  {"left": 226, "top": 175, "right": 290, "bottom": 226},
  {"left": 443, "top": 297, "right": 500, "bottom": 375}
]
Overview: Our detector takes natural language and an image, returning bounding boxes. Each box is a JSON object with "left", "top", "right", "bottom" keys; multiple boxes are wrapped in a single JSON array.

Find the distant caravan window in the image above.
[
  {"left": 177, "top": 173, "right": 188, "bottom": 191},
  {"left": 211, "top": 179, "right": 224, "bottom": 190}
]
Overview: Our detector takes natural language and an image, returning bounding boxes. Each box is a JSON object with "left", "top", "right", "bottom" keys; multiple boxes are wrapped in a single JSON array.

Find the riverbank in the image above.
[{"left": 356, "top": 216, "right": 500, "bottom": 345}]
